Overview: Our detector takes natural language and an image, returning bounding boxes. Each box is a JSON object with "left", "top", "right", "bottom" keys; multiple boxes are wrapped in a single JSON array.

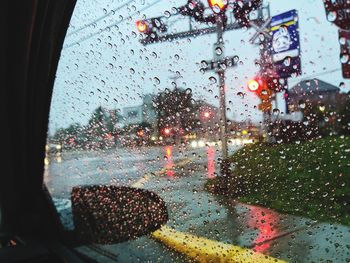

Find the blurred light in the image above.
[
  {"left": 164, "top": 128, "right": 171, "bottom": 135},
  {"left": 191, "top": 140, "right": 198, "bottom": 148},
  {"left": 137, "top": 130, "right": 144, "bottom": 136},
  {"left": 208, "top": 0, "right": 228, "bottom": 11},
  {"left": 242, "top": 129, "right": 248, "bottom": 135},
  {"left": 165, "top": 146, "right": 174, "bottom": 177},
  {"left": 319, "top": 105, "right": 326, "bottom": 112},
  {"left": 151, "top": 136, "right": 156, "bottom": 141},
  {"left": 207, "top": 147, "right": 215, "bottom": 179},
  {"left": 203, "top": 111, "right": 210, "bottom": 118},
  {"left": 198, "top": 140, "right": 205, "bottom": 147},
  {"left": 165, "top": 146, "right": 172, "bottom": 158},
  {"left": 44, "top": 157, "right": 49, "bottom": 166},
  {"left": 136, "top": 20, "right": 149, "bottom": 33},
  {"left": 248, "top": 79, "right": 259, "bottom": 92},
  {"left": 159, "top": 136, "right": 163, "bottom": 141}
]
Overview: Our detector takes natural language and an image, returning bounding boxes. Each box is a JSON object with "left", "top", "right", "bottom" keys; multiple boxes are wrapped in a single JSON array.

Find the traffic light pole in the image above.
[{"left": 216, "top": 15, "right": 228, "bottom": 160}]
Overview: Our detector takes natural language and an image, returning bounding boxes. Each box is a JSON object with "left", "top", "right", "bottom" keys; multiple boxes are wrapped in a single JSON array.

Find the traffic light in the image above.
[
  {"left": 136, "top": 18, "right": 167, "bottom": 40},
  {"left": 247, "top": 79, "right": 260, "bottom": 92},
  {"left": 136, "top": 20, "right": 150, "bottom": 34},
  {"left": 208, "top": 0, "right": 228, "bottom": 13},
  {"left": 163, "top": 128, "right": 171, "bottom": 136},
  {"left": 247, "top": 76, "right": 274, "bottom": 112},
  {"left": 203, "top": 111, "right": 211, "bottom": 118}
]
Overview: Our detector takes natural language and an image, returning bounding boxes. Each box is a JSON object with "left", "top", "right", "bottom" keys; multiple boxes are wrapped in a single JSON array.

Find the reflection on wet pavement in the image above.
[{"left": 46, "top": 145, "right": 350, "bottom": 262}]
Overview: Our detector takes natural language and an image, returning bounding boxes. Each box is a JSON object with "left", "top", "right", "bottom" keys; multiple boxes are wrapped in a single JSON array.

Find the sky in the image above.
[{"left": 48, "top": 0, "right": 350, "bottom": 134}]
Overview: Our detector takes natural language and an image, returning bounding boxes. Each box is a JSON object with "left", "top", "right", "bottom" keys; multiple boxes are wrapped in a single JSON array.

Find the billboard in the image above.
[{"left": 269, "top": 9, "right": 301, "bottom": 78}]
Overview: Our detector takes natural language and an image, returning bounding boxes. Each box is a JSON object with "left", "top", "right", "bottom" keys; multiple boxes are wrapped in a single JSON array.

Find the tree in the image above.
[{"left": 155, "top": 88, "right": 199, "bottom": 136}]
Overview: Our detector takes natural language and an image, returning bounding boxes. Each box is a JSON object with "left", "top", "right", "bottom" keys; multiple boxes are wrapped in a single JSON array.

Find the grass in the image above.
[{"left": 206, "top": 136, "right": 350, "bottom": 226}]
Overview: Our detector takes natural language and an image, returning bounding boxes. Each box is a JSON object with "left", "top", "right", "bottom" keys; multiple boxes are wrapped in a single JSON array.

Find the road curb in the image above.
[{"left": 152, "top": 226, "right": 286, "bottom": 263}]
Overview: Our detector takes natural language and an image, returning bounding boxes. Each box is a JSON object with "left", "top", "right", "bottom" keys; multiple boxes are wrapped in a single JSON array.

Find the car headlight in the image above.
[{"left": 191, "top": 140, "right": 198, "bottom": 148}]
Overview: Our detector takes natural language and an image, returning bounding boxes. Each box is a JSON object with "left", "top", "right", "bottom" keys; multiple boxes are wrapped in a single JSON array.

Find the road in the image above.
[{"left": 44, "top": 144, "right": 350, "bottom": 262}]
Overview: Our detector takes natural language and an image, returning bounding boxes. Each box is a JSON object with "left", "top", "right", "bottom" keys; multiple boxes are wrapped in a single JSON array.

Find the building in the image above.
[
  {"left": 122, "top": 94, "right": 157, "bottom": 127},
  {"left": 288, "top": 78, "right": 340, "bottom": 112}
]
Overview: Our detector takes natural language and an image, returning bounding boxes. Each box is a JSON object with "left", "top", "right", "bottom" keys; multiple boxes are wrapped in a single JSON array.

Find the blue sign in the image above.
[{"left": 269, "top": 9, "right": 301, "bottom": 78}]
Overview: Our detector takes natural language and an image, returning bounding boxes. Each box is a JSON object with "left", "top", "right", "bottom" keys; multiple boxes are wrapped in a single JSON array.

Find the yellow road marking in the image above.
[
  {"left": 131, "top": 157, "right": 195, "bottom": 188},
  {"left": 152, "top": 226, "right": 286, "bottom": 263},
  {"left": 133, "top": 157, "right": 284, "bottom": 262}
]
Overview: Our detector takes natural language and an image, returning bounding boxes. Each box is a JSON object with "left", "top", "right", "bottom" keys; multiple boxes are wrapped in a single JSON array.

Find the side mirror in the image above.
[{"left": 71, "top": 185, "right": 168, "bottom": 244}]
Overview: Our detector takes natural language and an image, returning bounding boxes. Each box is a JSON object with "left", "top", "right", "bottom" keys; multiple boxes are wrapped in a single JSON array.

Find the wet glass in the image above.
[{"left": 45, "top": 0, "right": 350, "bottom": 262}]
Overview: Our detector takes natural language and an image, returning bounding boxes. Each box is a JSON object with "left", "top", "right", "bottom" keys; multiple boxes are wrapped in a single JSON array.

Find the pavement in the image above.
[{"left": 45, "top": 144, "right": 350, "bottom": 262}]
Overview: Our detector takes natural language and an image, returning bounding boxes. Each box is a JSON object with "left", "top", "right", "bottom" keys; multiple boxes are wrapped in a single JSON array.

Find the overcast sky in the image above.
[{"left": 48, "top": 0, "right": 350, "bottom": 134}]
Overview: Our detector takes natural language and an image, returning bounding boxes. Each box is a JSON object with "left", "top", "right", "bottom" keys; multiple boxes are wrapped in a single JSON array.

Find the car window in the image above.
[{"left": 45, "top": 0, "right": 350, "bottom": 262}]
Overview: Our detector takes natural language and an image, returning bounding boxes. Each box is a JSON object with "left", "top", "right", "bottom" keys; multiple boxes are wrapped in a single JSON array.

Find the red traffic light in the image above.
[
  {"left": 163, "top": 128, "right": 171, "bottom": 135},
  {"left": 203, "top": 111, "right": 211, "bottom": 118},
  {"left": 136, "top": 20, "right": 149, "bottom": 33},
  {"left": 247, "top": 79, "right": 260, "bottom": 92},
  {"left": 208, "top": 0, "right": 228, "bottom": 12}
]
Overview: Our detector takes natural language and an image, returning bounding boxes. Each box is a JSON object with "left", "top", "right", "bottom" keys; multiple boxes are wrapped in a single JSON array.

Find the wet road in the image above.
[{"left": 44, "top": 144, "right": 350, "bottom": 262}]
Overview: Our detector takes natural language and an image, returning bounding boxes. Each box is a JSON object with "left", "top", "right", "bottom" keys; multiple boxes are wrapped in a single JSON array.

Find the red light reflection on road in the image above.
[
  {"left": 247, "top": 205, "right": 280, "bottom": 253},
  {"left": 165, "top": 146, "right": 174, "bottom": 177},
  {"left": 207, "top": 146, "right": 215, "bottom": 178}
]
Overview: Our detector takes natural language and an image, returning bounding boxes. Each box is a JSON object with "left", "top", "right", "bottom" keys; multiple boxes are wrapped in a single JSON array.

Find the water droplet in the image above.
[
  {"left": 273, "top": 108, "right": 280, "bottom": 115},
  {"left": 164, "top": 10, "right": 171, "bottom": 18},
  {"left": 209, "top": 76, "right": 217, "bottom": 84},
  {"left": 215, "top": 47, "right": 223, "bottom": 55},
  {"left": 339, "top": 37, "right": 346, "bottom": 45},
  {"left": 201, "top": 60, "right": 208, "bottom": 68},
  {"left": 237, "top": 92, "right": 245, "bottom": 98},
  {"left": 340, "top": 53, "right": 349, "bottom": 63},
  {"left": 153, "top": 77, "right": 160, "bottom": 84},
  {"left": 327, "top": 11, "right": 337, "bottom": 22},
  {"left": 258, "top": 33, "right": 265, "bottom": 41},
  {"left": 283, "top": 57, "right": 291, "bottom": 66}
]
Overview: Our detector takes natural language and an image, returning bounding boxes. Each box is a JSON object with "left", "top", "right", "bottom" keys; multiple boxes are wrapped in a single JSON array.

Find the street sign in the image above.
[
  {"left": 258, "top": 101, "right": 272, "bottom": 112},
  {"left": 339, "top": 29, "right": 350, "bottom": 78},
  {"left": 200, "top": 56, "right": 239, "bottom": 72},
  {"left": 324, "top": 0, "right": 350, "bottom": 30},
  {"left": 269, "top": 9, "right": 301, "bottom": 78},
  {"left": 249, "top": 17, "right": 272, "bottom": 44}
]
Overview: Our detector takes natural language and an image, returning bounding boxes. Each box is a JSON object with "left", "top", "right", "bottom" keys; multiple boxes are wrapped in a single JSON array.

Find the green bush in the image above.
[{"left": 207, "top": 136, "right": 350, "bottom": 225}]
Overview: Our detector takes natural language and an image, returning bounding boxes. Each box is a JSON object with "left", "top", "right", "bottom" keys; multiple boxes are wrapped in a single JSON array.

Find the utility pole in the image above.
[
  {"left": 215, "top": 14, "right": 228, "bottom": 159},
  {"left": 136, "top": 0, "right": 268, "bottom": 172}
]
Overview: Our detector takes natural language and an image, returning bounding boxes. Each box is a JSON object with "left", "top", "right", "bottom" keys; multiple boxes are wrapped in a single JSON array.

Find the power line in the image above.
[
  {"left": 63, "top": 0, "right": 163, "bottom": 49},
  {"left": 66, "top": 0, "right": 136, "bottom": 37}
]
